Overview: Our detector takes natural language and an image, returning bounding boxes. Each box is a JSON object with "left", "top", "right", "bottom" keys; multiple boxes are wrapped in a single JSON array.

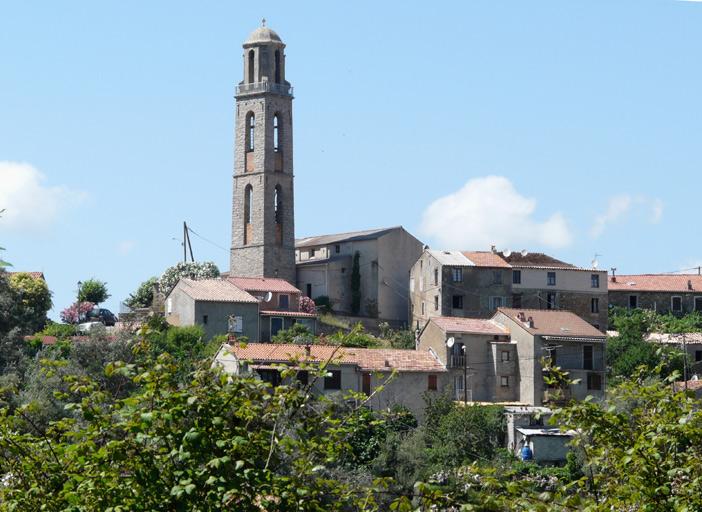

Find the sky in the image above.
[{"left": 1, "top": 0, "right": 701, "bottom": 319}]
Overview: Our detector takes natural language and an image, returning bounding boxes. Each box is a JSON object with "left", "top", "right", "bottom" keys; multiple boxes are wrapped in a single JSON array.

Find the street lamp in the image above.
[
  {"left": 77, "top": 280, "right": 82, "bottom": 303},
  {"left": 447, "top": 337, "right": 468, "bottom": 405}
]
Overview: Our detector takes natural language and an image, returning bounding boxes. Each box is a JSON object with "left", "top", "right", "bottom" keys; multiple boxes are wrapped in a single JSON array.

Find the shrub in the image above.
[
  {"left": 78, "top": 278, "right": 110, "bottom": 304},
  {"left": 8, "top": 272, "right": 52, "bottom": 331},
  {"left": 272, "top": 323, "right": 313, "bottom": 344},
  {"left": 125, "top": 277, "right": 157, "bottom": 309},
  {"left": 159, "top": 261, "right": 220, "bottom": 295},
  {"left": 299, "top": 296, "right": 317, "bottom": 315},
  {"left": 60, "top": 301, "right": 95, "bottom": 324},
  {"left": 39, "top": 323, "right": 77, "bottom": 339},
  {"left": 329, "top": 323, "right": 379, "bottom": 347},
  {"left": 314, "top": 295, "right": 334, "bottom": 314}
]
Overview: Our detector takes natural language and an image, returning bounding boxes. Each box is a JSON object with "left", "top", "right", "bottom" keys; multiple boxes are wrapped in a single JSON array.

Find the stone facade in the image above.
[
  {"left": 230, "top": 27, "right": 296, "bottom": 284},
  {"left": 609, "top": 290, "right": 702, "bottom": 316}
]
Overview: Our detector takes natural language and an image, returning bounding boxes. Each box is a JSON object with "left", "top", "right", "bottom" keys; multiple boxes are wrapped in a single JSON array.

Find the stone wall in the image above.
[{"left": 609, "top": 291, "right": 702, "bottom": 316}]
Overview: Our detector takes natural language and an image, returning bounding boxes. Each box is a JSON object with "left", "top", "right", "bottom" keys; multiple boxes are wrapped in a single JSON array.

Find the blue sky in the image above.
[{"left": 1, "top": 0, "right": 701, "bottom": 319}]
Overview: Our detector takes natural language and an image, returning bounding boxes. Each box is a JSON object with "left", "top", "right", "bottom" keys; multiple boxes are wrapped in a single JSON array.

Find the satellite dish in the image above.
[
  {"left": 503, "top": 249, "right": 512, "bottom": 258},
  {"left": 264, "top": 291, "right": 273, "bottom": 302},
  {"left": 446, "top": 337, "right": 455, "bottom": 348},
  {"left": 592, "top": 259, "right": 599, "bottom": 269},
  {"left": 521, "top": 249, "right": 528, "bottom": 257}
]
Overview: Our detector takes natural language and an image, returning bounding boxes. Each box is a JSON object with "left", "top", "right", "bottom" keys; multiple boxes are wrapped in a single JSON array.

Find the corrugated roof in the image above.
[
  {"left": 227, "top": 343, "right": 446, "bottom": 372},
  {"left": 609, "top": 274, "right": 702, "bottom": 292},
  {"left": 430, "top": 317, "right": 508, "bottom": 335},
  {"left": 426, "top": 250, "right": 473, "bottom": 266},
  {"left": 228, "top": 277, "right": 300, "bottom": 294},
  {"left": 176, "top": 279, "right": 258, "bottom": 303},
  {"left": 295, "top": 226, "right": 400, "bottom": 248},
  {"left": 497, "top": 308, "right": 604, "bottom": 338}
]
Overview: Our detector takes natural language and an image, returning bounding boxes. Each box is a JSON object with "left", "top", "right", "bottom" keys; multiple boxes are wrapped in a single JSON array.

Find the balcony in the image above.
[
  {"left": 449, "top": 355, "right": 466, "bottom": 368},
  {"left": 235, "top": 81, "right": 293, "bottom": 97}
]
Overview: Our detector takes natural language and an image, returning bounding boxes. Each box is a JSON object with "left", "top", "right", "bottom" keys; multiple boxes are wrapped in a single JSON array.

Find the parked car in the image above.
[{"left": 84, "top": 307, "right": 117, "bottom": 326}]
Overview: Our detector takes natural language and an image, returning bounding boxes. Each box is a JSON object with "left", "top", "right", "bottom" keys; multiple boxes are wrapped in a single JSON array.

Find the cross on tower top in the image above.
[{"left": 261, "top": 18, "right": 266, "bottom": 27}]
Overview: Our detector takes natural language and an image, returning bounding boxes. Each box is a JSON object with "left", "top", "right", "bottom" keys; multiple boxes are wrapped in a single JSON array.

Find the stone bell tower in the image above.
[{"left": 230, "top": 22, "right": 295, "bottom": 284}]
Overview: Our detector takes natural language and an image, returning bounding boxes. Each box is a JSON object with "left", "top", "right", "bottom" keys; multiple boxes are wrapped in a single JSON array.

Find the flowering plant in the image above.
[
  {"left": 60, "top": 301, "right": 95, "bottom": 324},
  {"left": 159, "top": 261, "right": 220, "bottom": 295},
  {"left": 299, "top": 296, "right": 316, "bottom": 315}
]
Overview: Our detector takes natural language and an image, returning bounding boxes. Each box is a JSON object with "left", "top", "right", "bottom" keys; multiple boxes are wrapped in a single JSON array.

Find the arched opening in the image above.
[
  {"left": 274, "top": 185, "right": 283, "bottom": 245},
  {"left": 248, "top": 50, "right": 255, "bottom": 84},
  {"left": 244, "top": 185, "right": 253, "bottom": 245},
  {"left": 273, "top": 114, "right": 280, "bottom": 152},
  {"left": 246, "top": 113, "right": 255, "bottom": 152},
  {"left": 274, "top": 50, "right": 281, "bottom": 84}
]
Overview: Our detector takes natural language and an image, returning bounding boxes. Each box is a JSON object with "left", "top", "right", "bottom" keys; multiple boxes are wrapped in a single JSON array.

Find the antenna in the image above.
[
  {"left": 591, "top": 253, "right": 601, "bottom": 269},
  {"left": 446, "top": 337, "right": 455, "bottom": 348}
]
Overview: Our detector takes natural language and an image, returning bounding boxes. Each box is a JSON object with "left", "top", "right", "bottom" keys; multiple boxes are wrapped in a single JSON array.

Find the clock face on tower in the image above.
[{"left": 230, "top": 25, "right": 296, "bottom": 285}]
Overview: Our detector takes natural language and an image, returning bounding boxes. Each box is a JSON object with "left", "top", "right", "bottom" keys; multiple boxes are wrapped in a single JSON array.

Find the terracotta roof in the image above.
[
  {"left": 498, "top": 252, "right": 576, "bottom": 269},
  {"left": 430, "top": 317, "right": 508, "bottom": 335},
  {"left": 674, "top": 379, "right": 702, "bottom": 392},
  {"left": 175, "top": 279, "right": 258, "bottom": 303},
  {"left": 496, "top": 308, "right": 604, "bottom": 338},
  {"left": 608, "top": 274, "right": 702, "bottom": 292},
  {"left": 608, "top": 331, "right": 702, "bottom": 345},
  {"left": 8, "top": 271, "right": 45, "bottom": 280},
  {"left": 227, "top": 343, "right": 446, "bottom": 372},
  {"left": 295, "top": 226, "right": 401, "bottom": 248},
  {"left": 260, "top": 310, "right": 317, "bottom": 318},
  {"left": 462, "top": 251, "right": 512, "bottom": 268},
  {"left": 227, "top": 276, "right": 300, "bottom": 294}
]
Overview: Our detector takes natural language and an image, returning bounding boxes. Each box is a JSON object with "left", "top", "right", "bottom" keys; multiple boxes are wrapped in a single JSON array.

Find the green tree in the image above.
[
  {"left": 78, "top": 278, "right": 110, "bottom": 304},
  {"left": 8, "top": 272, "right": 52, "bottom": 332},
  {"left": 350, "top": 251, "right": 361, "bottom": 315},
  {"left": 125, "top": 276, "right": 157, "bottom": 309},
  {"left": 271, "top": 322, "right": 313, "bottom": 344}
]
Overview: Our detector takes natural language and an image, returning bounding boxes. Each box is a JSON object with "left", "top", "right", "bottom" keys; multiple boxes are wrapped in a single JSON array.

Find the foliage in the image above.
[
  {"left": 607, "top": 334, "right": 686, "bottom": 381},
  {"left": 59, "top": 301, "right": 95, "bottom": 324},
  {"left": 159, "top": 261, "right": 220, "bottom": 295},
  {"left": 271, "top": 322, "right": 313, "bottom": 344},
  {"left": 379, "top": 323, "right": 416, "bottom": 349},
  {"left": 38, "top": 322, "right": 77, "bottom": 339},
  {"left": 7, "top": 272, "right": 52, "bottom": 332},
  {"left": 329, "top": 323, "right": 379, "bottom": 348},
  {"left": 78, "top": 278, "right": 110, "bottom": 304},
  {"left": 318, "top": 313, "right": 349, "bottom": 330},
  {"left": 0, "top": 209, "right": 11, "bottom": 268},
  {"left": 145, "top": 324, "right": 208, "bottom": 365},
  {"left": 610, "top": 306, "right": 702, "bottom": 335},
  {"left": 299, "top": 295, "right": 317, "bottom": 315},
  {"left": 125, "top": 276, "right": 157, "bottom": 309},
  {"left": 313, "top": 295, "right": 334, "bottom": 314},
  {"left": 350, "top": 251, "right": 361, "bottom": 315}
]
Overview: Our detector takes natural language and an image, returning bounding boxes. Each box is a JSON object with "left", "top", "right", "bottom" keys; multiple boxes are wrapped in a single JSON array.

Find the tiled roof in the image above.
[
  {"left": 674, "top": 379, "right": 702, "bottom": 392},
  {"left": 8, "top": 271, "right": 45, "bottom": 280},
  {"left": 431, "top": 317, "right": 508, "bottom": 335},
  {"left": 608, "top": 331, "right": 702, "bottom": 345},
  {"left": 463, "top": 251, "right": 512, "bottom": 268},
  {"left": 228, "top": 276, "right": 300, "bottom": 294},
  {"left": 227, "top": 343, "right": 446, "bottom": 373},
  {"left": 176, "top": 279, "right": 258, "bottom": 303},
  {"left": 295, "top": 226, "right": 401, "bottom": 248},
  {"left": 260, "top": 310, "right": 317, "bottom": 318},
  {"left": 498, "top": 252, "right": 576, "bottom": 269},
  {"left": 608, "top": 274, "right": 702, "bottom": 292},
  {"left": 497, "top": 308, "right": 604, "bottom": 338}
]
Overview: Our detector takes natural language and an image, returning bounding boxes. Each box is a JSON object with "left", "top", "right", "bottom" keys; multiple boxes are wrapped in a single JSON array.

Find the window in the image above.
[
  {"left": 310, "top": 248, "right": 316, "bottom": 258},
  {"left": 629, "top": 295, "right": 638, "bottom": 309},
  {"left": 512, "top": 294, "right": 522, "bottom": 308},
  {"left": 493, "top": 270, "right": 503, "bottom": 285},
  {"left": 248, "top": 49, "right": 255, "bottom": 83},
  {"left": 452, "top": 295, "right": 464, "bottom": 309},
  {"left": 587, "top": 373, "right": 602, "bottom": 391},
  {"left": 297, "top": 370, "right": 309, "bottom": 386},
  {"left": 306, "top": 284, "right": 312, "bottom": 298},
  {"left": 512, "top": 270, "right": 521, "bottom": 284},
  {"left": 421, "top": 302, "right": 425, "bottom": 315},
  {"left": 490, "top": 296, "right": 504, "bottom": 310},
  {"left": 274, "top": 185, "right": 282, "bottom": 224},
  {"left": 501, "top": 351, "right": 510, "bottom": 362},
  {"left": 428, "top": 375, "right": 438, "bottom": 391},
  {"left": 246, "top": 112, "right": 255, "bottom": 151},
  {"left": 547, "top": 272, "right": 556, "bottom": 286},
  {"left": 500, "top": 376, "right": 510, "bottom": 387},
  {"left": 202, "top": 315, "right": 208, "bottom": 325},
  {"left": 434, "top": 295, "right": 439, "bottom": 311},
  {"left": 244, "top": 185, "right": 253, "bottom": 245},
  {"left": 696, "top": 297, "right": 702, "bottom": 311},
  {"left": 274, "top": 49, "right": 281, "bottom": 83},
  {"left": 270, "top": 317, "right": 284, "bottom": 337},
  {"left": 324, "top": 370, "right": 341, "bottom": 390},
  {"left": 591, "top": 297, "right": 599, "bottom": 314},
  {"left": 410, "top": 278, "right": 415, "bottom": 292},
  {"left": 258, "top": 369, "right": 281, "bottom": 387},
  {"left": 273, "top": 114, "right": 281, "bottom": 152},
  {"left": 434, "top": 268, "right": 439, "bottom": 286},
  {"left": 335, "top": 244, "right": 340, "bottom": 254},
  {"left": 696, "top": 350, "right": 702, "bottom": 362},
  {"left": 672, "top": 296, "right": 683, "bottom": 313},
  {"left": 452, "top": 267, "right": 463, "bottom": 282},
  {"left": 546, "top": 292, "right": 556, "bottom": 310},
  {"left": 362, "top": 373, "right": 371, "bottom": 395},
  {"left": 228, "top": 315, "right": 243, "bottom": 333},
  {"left": 279, "top": 294, "right": 290, "bottom": 310},
  {"left": 591, "top": 274, "right": 600, "bottom": 288},
  {"left": 583, "top": 345, "right": 594, "bottom": 370}
]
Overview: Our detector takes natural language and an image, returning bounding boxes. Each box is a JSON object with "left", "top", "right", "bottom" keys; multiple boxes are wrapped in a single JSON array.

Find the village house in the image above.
[
  {"left": 608, "top": 273, "right": 702, "bottom": 316},
  {"left": 165, "top": 277, "right": 315, "bottom": 341},
  {"left": 295, "top": 226, "right": 423, "bottom": 326},
  {"left": 409, "top": 249, "right": 607, "bottom": 332},
  {"left": 417, "top": 308, "right": 607, "bottom": 407},
  {"left": 214, "top": 341, "right": 448, "bottom": 419}
]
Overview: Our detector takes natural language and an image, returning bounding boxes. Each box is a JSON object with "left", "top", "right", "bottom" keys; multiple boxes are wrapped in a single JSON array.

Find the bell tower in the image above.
[{"left": 230, "top": 22, "right": 295, "bottom": 284}]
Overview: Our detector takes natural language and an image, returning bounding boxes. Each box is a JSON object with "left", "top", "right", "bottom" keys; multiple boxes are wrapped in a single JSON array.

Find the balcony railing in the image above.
[
  {"left": 235, "top": 81, "right": 293, "bottom": 97},
  {"left": 449, "top": 355, "right": 466, "bottom": 368}
]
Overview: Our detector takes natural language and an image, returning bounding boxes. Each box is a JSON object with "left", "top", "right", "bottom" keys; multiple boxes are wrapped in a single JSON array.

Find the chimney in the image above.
[
  {"left": 491, "top": 245, "right": 497, "bottom": 253},
  {"left": 384, "top": 359, "right": 391, "bottom": 367},
  {"left": 305, "top": 344, "right": 311, "bottom": 357},
  {"left": 688, "top": 279, "right": 693, "bottom": 291},
  {"left": 611, "top": 267, "right": 617, "bottom": 283},
  {"left": 527, "top": 316, "right": 534, "bottom": 328}
]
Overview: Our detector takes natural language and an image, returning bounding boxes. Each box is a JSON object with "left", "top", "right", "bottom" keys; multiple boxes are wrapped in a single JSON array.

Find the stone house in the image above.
[
  {"left": 418, "top": 309, "right": 607, "bottom": 406},
  {"left": 608, "top": 274, "right": 702, "bottom": 316},
  {"left": 409, "top": 249, "right": 607, "bottom": 332},
  {"left": 214, "top": 342, "right": 448, "bottom": 420},
  {"left": 295, "top": 226, "right": 423, "bottom": 326},
  {"left": 165, "top": 277, "right": 315, "bottom": 341}
]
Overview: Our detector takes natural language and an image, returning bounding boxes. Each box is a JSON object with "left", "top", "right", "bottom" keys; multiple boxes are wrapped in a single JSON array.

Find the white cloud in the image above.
[
  {"left": 419, "top": 176, "right": 573, "bottom": 250},
  {"left": 590, "top": 195, "right": 664, "bottom": 238},
  {"left": 117, "top": 240, "right": 136, "bottom": 255},
  {"left": 0, "top": 162, "right": 85, "bottom": 232}
]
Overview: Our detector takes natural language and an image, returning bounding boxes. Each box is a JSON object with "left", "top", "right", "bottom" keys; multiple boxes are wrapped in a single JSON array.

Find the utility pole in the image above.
[{"left": 182, "top": 222, "right": 195, "bottom": 263}]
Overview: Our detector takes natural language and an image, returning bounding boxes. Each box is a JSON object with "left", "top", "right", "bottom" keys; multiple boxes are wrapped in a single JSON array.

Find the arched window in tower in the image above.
[
  {"left": 248, "top": 49, "right": 255, "bottom": 84},
  {"left": 244, "top": 185, "right": 253, "bottom": 245},
  {"left": 273, "top": 114, "right": 280, "bottom": 152},
  {"left": 245, "top": 112, "right": 255, "bottom": 172},
  {"left": 274, "top": 50, "right": 281, "bottom": 84},
  {"left": 274, "top": 185, "right": 283, "bottom": 245}
]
